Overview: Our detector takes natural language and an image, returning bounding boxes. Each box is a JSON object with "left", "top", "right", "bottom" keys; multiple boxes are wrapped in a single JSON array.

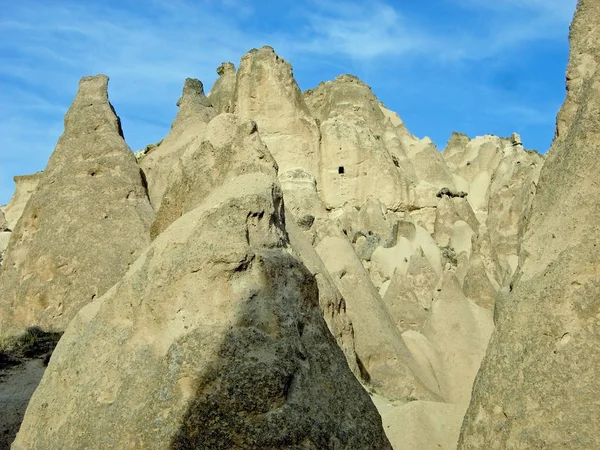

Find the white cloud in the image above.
[{"left": 0, "top": 0, "right": 576, "bottom": 203}]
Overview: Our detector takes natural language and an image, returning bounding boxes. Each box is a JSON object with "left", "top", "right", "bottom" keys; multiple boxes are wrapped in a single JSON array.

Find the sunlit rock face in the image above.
[
  {"left": 459, "top": 1, "right": 600, "bottom": 448},
  {"left": 0, "top": 75, "right": 154, "bottom": 333},
  {"left": 13, "top": 131, "right": 391, "bottom": 450},
  {"left": 3, "top": 40, "right": 555, "bottom": 450}
]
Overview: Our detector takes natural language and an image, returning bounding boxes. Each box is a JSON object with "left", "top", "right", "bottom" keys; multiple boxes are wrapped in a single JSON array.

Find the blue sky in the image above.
[{"left": 0, "top": 0, "right": 576, "bottom": 205}]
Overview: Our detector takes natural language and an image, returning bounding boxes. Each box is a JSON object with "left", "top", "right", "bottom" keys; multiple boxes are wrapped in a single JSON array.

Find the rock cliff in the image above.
[{"left": 459, "top": 1, "right": 600, "bottom": 448}]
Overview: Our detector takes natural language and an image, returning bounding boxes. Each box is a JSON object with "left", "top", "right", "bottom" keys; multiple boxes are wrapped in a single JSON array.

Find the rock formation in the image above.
[
  {"left": 208, "top": 62, "right": 236, "bottom": 114},
  {"left": 233, "top": 47, "right": 321, "bottom": 181},
  {"left": 140, "top": 78, "right": 216, "bottom": 210},
  {"left": 0, "top": 75, "right": 154, "bottom": 333},
  {"left": 1, "top": 172, "right": 43, "bottom": 230},
  {"left": 13, "top": 159, "right": 391, "bottom": 450},
  {"left": 1, "top": 41, "right": 555, "bottom": 449},
  {"left": 459, "top": 1, "right": 600, "bottom": 448},
  {"left": 150, "top": 113, "right": 278, "bottom": 238}
]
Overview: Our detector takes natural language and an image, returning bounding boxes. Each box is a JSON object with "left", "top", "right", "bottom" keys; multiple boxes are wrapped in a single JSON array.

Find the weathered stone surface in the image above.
[
  {"left": 304, "top": 75, "right": 414, "bottom": 211},
  {"left": 285, "top": 214, "right": 359, "bottom": 377},
  {"left": 373, "top": 395, "right": 465, "bottom": 450},
  {"left": 208, "top": 62, "right": 236, "bottom": 114},
  {"left": 1, "top": 172, "right": 43, "bottom": 230},
  {"left": 315, "top": 234, "right": 438, "bottom": 401},
  {"left": 13, "top": 173, "right": 391, "bottom": 450},
  {"left": 234, "top": 46, "right": 320, "bottom": 180},
  {"left": 0, "top": 208, "right": 7, "bottom": 231},
  {"left": 383, "top": 248, "right": 438, "bottom": 333},
  {"left": 150, "top": 113, "right": 277, "bottom": 238},
  {"left": 421, "top": 273, "right": 493, "bottom": 405},
  {"left": 0, "top": 75, "right": 154, "bottom": 333},
  {"left": 140, "top": 78, "right": 216, "bottom": 210},
  {"left": 459, "top": 1, "right": 600, "bottom": 447}
]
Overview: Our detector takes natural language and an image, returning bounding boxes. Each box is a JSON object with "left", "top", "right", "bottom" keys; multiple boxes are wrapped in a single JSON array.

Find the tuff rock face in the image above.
[
  {"left": 13, "top": 168, "right": 391, "bottom": 449},
  {"left": 140, "top": 78, "right": 216, "bottom": 210},
  {"left": 3, "top": 42, "right": 555, "bottom": 449},
  {"left": 459, "top": 1, "right": 600, "bottom": 448},
  {"left": 0, "top": 75, "right": 154, "bottom": 332},
  {"left": 233, "top": 47, "right": 321, "bottom": 181},
  {"left": 1, "top": 172, "right": 43, "bottom": 230}
]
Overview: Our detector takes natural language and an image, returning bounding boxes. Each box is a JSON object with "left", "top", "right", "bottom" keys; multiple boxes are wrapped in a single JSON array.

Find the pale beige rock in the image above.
[
  {"left": 433, "top": 195, "right": 479, "bottom": 248},
  {"left": 422, "top": 272, "right": 493, "bottom": 404},
  {"left": 0, "top": 75, "right": 154, "bottom": 333},
  {"left": 370, "top": 222, "right": 442, "bottom": 287},
  {"left": 1, "top": 172, "right": 43, "bottom": 230},
  {"left": 0, "top": 207, "right": 6, "bottom": 230},
  {"left": 279, "top": 169, "right": 328, "bottom": 234},
  {"left": 315, "top": 234, "right": 437, "bottom": 400},
  {"left": 460, "top": 2, "right": 600, "bottom": 447},
  {"left": 13, "top": 173, "right": 391, "bottom": 450},
  {"left": 305, "top": 75, "right": 414, "bottom": 211},
  {"left": 234, "top": 47, "right": 320, "bottom": 181},
  {"left": 485, "top": 148, "right": 543, "bottom": 278},
  {"left": 383, "top": 248, "right": 438, "bottom": 332},
  {"left": 407, "top": 139, "right": 456, "bottom": 208},
  {"left": 140, "top": 78, "right": 216, "bottom": 210},
  {"left": 372, "top": 395, "right": 465, "bottom": 450},
  {"left": 150, "top": 114, "right": 277, "bottom": 238},
  {"left": 208, "top": 62, "right": 236, "bottom": 114},
  {"left": 285, "top": 214, "right": 359, "bottom": 377}
]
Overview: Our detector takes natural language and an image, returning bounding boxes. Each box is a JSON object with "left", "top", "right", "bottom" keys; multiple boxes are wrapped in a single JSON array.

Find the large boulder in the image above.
[
  {"left": 0, "top": 75, "right": 154, "bottom": 333},
  {"left": 459, "top": 1, "right": 600, "bottom": 448},
  {"left": 12, "top": 173, "right": 391, "bottom": 450}
]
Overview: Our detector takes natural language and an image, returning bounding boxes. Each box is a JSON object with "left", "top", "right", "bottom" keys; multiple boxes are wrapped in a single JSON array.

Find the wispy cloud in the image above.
[{"left": 0, "top": 0, "right": 576, "bottom": 204}]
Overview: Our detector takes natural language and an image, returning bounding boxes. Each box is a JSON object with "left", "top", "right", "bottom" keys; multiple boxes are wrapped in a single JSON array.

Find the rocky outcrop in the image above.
[
  {"left": 304, "top": 76, "right": 415, "bottom": 211},
  {"left": 234, "top": 47, "right": 320, "bottom": 180},
  {"left": 13, "top": 171, "right": 391, "bottom": 450},
  {"left": 459, "top": 1, "right": 600, "bottom": 448},
  {"left": 1, "top": 43, "right": 556, "bottom": 450},
  {"left": 140, "top": 78, "right": 216, "bottom": 209},
  {"left": 150, "top": 113, "right": 278, "bottom": 238},
  {"left": 208, "top": 62, "right": 236, "bottom": 114},
  {"left": 0, "top": 75, "right": 154, "bottom": 333},
  {"left": 1, "top": 172, "right": 43, "bottom": 230},
  {"left": 0, "top": 210, "right": 9, "bottom": 266}
]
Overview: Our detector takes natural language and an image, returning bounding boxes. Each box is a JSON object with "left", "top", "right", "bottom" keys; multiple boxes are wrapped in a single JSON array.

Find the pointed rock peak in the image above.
[
  {"left": 240, "top": 46, "right": 294, "bottom": 75},
  {"left": 65, "top": 74, "right": 123, "bottom": 137},
  {"left": 209, "top": 64, "right": 237, "bottom": 114},
  {"left": 444, "top": 132, "right": 471, "bottom": 152},
  {"left": 304, "top": 72, "right": 383, "bottom": 124},
  {"left": 77, "top": 74, "right": 109, "bottom": 98},
  {"left": 216, "top": 62, "right": 236, "bottom": 76},
  {"left": 171, "top": 78, "right": 215, "bottom": 129},
  {"left": 176, "top": 77, "right": 211, "bottom": 107},
  {"left": 333, "top": 73, "right": 373, "bottom": 90}
]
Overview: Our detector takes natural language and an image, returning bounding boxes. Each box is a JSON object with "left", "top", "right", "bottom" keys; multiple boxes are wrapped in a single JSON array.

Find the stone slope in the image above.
[
  {"left": 459, "top": 1, "right": 600, "bottom": 448},
  {"left": 0, "top": 75, "right": 154, "bottom": 333}
]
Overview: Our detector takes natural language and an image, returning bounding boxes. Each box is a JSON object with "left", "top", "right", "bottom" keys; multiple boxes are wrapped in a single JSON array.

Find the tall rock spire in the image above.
[{"left": 0, "top": 75, "right": 154, "bottom": 332}]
